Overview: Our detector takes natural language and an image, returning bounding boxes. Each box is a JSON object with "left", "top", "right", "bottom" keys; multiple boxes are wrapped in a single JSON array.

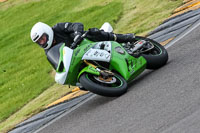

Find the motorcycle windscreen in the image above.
[{"left": 46, "top": 43, "right": 63, "bottom": 70}]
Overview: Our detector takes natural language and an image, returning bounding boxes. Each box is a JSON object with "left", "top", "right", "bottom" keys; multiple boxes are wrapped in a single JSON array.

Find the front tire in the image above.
[
  {"left": 135, "top": 36, "right": 168, "bottom": 69},
  {"left": 79, "top": 73, "right": 127, "bottom": 97}
]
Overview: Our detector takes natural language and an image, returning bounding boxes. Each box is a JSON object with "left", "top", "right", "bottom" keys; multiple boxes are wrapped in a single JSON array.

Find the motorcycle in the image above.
[{"left": 46, "top": 23, "right": 168, "bottom": 97}]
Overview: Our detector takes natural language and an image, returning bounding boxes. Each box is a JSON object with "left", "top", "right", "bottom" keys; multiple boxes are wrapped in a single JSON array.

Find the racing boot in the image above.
[
  {"left": 115, "top": 33, "right": 136, "bottom": 43},
  {"left": 88, "top": 28, "right": 136, "bottom": 43},
  {"left": 109, "top": 33, "right": 136, "bottom": 43}
]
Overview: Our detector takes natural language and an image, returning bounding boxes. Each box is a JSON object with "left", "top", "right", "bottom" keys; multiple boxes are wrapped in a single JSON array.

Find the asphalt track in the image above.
[
  {"left": 8, "top": 2, "right": 200, "bottom": 133},
  {"left": 33, "top": 17, "right": 200, "bottom": 133}
]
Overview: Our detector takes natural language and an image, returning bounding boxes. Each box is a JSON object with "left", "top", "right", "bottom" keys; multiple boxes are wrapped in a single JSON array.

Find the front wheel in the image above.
[
  {"left": 135, "top": 36, "right": 168, "bottom": 69},
  {"left": 79, "top": 73, "right": 127, "bottom": 97}
]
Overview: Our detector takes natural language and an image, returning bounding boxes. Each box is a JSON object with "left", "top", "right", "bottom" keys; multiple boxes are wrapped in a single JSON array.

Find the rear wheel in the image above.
[
  {"left": 135, "top": 36, "right": 168, "bottom": 69},
  {"left": 79, "top": 73, "right": 127, "bottom": 97}
]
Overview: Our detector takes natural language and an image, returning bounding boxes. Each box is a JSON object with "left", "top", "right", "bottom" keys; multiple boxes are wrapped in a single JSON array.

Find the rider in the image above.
[
  {"left": 30, "top": 22, "right": 136, "bottom": 90},
  {"left": 30, "top": 22, "right": 136, "bottom": 53}
]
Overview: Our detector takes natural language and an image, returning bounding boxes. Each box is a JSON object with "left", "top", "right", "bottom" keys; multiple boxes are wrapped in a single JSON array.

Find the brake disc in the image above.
[{"left": 94, "top": 76, "right": 116, "bottom": 84}]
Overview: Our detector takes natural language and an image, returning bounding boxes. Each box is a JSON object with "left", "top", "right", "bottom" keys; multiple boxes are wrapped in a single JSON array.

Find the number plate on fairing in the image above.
[{"left": 82, "top": 41, "right": 112, "bottom": 62}]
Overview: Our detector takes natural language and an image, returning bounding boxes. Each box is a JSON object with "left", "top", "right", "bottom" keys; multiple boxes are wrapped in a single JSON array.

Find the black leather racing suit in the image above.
[
  {"left": 51, "top": 22, "right": 84, "bottom": 48},
  {"left": 49, "top": 22, "right": 135, "bottom": 49}
]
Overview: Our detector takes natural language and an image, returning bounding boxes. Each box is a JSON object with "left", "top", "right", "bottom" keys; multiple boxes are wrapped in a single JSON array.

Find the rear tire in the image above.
[
  {"left": 79, "top": 73, "right": 127, "bottom": 97},
  {"left": 135, "top": 36, "right": 168, "bottom": 69}
]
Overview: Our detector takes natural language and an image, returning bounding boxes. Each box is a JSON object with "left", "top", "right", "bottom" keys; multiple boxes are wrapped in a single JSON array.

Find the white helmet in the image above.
[{"left": 30, "top": 22, "right": 54, "bottom": 50}]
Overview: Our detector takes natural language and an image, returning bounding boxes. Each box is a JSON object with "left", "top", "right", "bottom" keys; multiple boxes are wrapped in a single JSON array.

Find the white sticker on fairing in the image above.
[
  {"left": 93, "top": 41, "right": 112, "bottom": 52},
  {"left": 82, "top": 41, "right": 112, "bottom": 62},
  {"left": 55, "top": 47, "right": 73, "bottom": 85}
]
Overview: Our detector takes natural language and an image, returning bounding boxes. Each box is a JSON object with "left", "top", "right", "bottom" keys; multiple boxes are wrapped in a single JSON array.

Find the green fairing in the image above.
[
  {"left": 109, "top": 42, "right": 146, "bottom": 81},
  {"left": 56, "top": 44, "right": 65, "bottom": 73},
  {"left": 57, "top": 39, "right": 147, "bottom": 85},
  {"left": 65, "top": 39, "right": 94, "bottom": 85},
  {"left": 78, "top": 65, "right": 100, "bottom": 79}
]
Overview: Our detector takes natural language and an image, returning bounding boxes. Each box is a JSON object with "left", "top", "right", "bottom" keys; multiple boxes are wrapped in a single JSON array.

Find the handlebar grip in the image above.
[{"left": 70, "top": 31, "right": 89, "bottom": 49}]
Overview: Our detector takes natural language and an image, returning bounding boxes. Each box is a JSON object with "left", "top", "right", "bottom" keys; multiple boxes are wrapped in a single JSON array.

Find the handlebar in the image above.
[{"left": 70, "top": 31, "right": 89, "bottom": 49}]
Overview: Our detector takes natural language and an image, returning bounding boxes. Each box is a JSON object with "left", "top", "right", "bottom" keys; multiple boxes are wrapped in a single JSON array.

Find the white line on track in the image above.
[{"left": 165, "top": 19, "right": 200, "bottom": 49}]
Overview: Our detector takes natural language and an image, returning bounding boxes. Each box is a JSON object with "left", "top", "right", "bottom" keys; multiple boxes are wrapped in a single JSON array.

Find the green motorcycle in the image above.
[{"left": 46, "top": 25, "right": 168, "bottom": 97}]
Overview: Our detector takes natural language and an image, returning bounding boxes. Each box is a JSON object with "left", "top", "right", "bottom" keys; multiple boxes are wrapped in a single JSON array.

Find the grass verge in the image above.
[{"left": 0, "top": 0, "right": 183, "bottom": 132}]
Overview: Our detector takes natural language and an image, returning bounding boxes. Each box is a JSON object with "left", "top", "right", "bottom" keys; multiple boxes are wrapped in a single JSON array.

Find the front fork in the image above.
[
  {"left": 81, "top": 60, "right": 114, "bottom": 79},
  {"left": 83, "top": 60, "right": 100, "bottom": 71}
]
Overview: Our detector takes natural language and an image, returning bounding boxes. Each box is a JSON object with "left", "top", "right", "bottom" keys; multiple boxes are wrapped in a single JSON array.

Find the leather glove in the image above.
[
  {"left": 71, "top": 31, "right": 83, "bottom": 49},
  {"left": 74, "top": 31, "right": 82, "bottom": 42}
]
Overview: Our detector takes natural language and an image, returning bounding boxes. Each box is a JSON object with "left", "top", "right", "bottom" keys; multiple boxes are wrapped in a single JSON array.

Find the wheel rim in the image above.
[
  {"left": 148, "top": 42, "right": 162, "bottom": 55},
  {"left": 86, "top": 74, "right": 124, "bottom": 88}
]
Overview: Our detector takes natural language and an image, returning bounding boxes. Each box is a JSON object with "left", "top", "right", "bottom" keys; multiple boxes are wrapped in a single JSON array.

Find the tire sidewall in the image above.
[
  {"left": 79, "top": 73, "right": 128, "bottom": 97},
  {"left": 135, "top": 36, "right": 168, "bottom": 69}
]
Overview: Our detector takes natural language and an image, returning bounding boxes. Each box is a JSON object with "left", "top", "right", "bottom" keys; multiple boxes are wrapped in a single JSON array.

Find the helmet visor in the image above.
[{"left": 36, "top": 33, "right": 49, "bottom": 48}]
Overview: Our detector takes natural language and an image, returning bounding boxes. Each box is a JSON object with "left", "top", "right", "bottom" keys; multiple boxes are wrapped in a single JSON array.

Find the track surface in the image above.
[{"left": 37, "top": 22, "right": 200, "bottom": 133}]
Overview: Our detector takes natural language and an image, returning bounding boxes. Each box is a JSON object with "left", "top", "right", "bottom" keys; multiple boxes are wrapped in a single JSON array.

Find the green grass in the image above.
[
  {"left": 115, "top": 0, "right": 183, "bottom": 35},
  {"left": 0, "top": 0, "right": 123, "bottom": 121},
  {"left": 0, "top": 0, "right": 183, "bottom": 132}
]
